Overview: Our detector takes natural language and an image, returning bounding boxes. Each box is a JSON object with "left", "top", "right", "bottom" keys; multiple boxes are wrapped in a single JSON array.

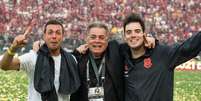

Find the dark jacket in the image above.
[
  {"left": 70, "top": 40, "right": 124, "bottom": 101},
  {"left": 122, "top": 31, "right": 201, "bottom": 101}
]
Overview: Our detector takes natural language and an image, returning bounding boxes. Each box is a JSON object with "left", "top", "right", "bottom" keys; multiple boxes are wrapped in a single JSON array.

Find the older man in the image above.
[{"left": 70, "top": 22, "right": 125, "bottom": 101}]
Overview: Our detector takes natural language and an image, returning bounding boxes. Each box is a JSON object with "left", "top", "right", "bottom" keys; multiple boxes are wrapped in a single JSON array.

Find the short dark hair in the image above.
[
  {"left": 123, "top": 13, "right": 145, "bottom": 32},
  {"left": 87, "top": 22, "right": 109, "bottom": 34},
  {"left": 44, "top": 20, "right": 64, "bottom": 34}
]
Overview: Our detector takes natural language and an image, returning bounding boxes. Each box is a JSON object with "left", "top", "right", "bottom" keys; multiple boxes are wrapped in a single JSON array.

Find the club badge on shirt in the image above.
[{"left": 144, "top": 58, "right": 152, "bottom": 69}]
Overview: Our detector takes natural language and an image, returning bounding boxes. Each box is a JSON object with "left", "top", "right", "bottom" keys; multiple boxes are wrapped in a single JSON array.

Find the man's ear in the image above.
[
  {"left": 143, "top": 32, "right": 147, "bottom": 37},
  {"left": 122, "top": 31, "right": 127, "bottom": 42},
  {"left": 105, "top": 32, "right": 110, "bottom": 41},
  {"left": 84, "top": 35, "right": 88, "bottom": 44},
  {"left": 42, "top": 33, "right": 45, "bottom": 40}
]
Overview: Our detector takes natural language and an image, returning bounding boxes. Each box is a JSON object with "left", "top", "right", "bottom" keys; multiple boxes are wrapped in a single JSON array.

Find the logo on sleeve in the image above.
[
  {"left": 124, "top": 64, "right": 129, "bottom": 77},
  {"left": 144, "top": 58, "right": 152, "bottom": 69}
]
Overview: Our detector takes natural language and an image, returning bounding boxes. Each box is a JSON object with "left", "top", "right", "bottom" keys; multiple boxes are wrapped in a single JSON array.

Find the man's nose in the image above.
[
  {"left": 94, "top": 38, "right": 101, "bottom": 42},
  {"left": 130, "top": 32, "right": 138, "bottom": 37},
  {"left": 52, "top": 33, "right": 57, "bottom": 39}
]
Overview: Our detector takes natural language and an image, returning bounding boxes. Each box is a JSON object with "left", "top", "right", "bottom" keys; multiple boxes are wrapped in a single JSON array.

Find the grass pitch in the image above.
[{"left": 0, "top": 70, "right": 200, "bottom": 101}]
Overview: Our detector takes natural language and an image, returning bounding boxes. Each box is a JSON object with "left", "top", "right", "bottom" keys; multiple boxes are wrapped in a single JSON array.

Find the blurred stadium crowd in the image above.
[{"left": 0, "top": 0, "right": 200, "bottom": 54}]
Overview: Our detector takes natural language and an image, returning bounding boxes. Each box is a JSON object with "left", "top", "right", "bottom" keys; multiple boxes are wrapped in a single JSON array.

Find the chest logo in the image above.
[{"left": 144, "top": 58, "right": 152, "bottom": 69}]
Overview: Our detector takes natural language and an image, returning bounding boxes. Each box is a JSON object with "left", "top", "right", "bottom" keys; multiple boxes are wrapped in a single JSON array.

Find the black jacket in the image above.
[
  {"left": 121, "top": 31, "right": 201, "bottom": 101},
  {"left": 70, "top": 40, "right": 124, "bottom": 101}
]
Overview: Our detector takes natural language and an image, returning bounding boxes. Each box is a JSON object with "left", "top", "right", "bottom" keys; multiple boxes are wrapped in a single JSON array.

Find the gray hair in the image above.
[{"left": 87, "top": 22, "right": 109, "bottom": 34}]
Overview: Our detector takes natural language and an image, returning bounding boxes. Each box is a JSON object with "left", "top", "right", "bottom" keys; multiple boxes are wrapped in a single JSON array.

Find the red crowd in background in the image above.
[{"left": 0, "top": 0, "right": 200, "bottom": 51}]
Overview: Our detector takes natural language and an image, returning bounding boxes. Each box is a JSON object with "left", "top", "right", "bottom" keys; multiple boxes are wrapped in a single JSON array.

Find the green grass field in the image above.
[
  {"left": 0, "top": 70, "right": 201, "bottom": 101},
  {"left": 174, "top": 71, "right": 201, "bottom": 101}
]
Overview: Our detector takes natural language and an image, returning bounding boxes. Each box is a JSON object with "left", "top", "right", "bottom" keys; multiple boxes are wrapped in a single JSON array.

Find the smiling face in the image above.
[
  {"left": 43, "top": 24, "right": 63, "bottom": 53},
  {"left": 86, "top": 27, "right": 108, "bottom": 57},
  {"left": 124, "top": 22, "right": 145, "bottom": 50}
]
